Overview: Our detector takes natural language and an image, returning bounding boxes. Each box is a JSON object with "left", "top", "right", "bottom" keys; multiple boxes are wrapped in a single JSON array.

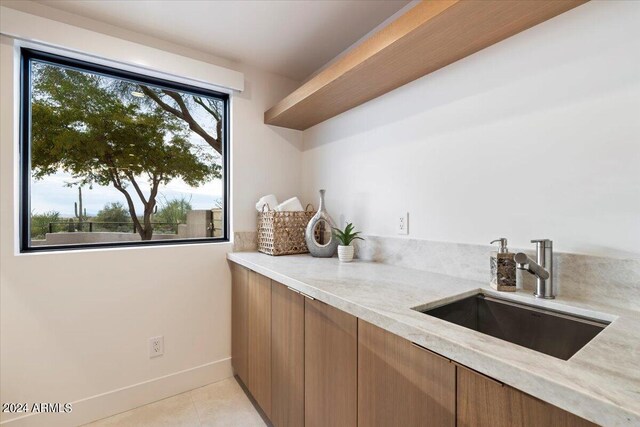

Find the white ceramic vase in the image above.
[
  {"left": 305, "top": 189, "right": 338, "bottom": 258},
  {"left": 338, "top": 245, "right": 354, "bottom": 262}
]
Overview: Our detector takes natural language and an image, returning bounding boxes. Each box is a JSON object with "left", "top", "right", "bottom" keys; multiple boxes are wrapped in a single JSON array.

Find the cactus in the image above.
[{"left": 73, "top": 187, "right": 88, "bottom": 230}]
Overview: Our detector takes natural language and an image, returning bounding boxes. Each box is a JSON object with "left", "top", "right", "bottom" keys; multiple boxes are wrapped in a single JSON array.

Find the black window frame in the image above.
[{"left": 19, "top": 48, "right": 230, "bottom": 253}]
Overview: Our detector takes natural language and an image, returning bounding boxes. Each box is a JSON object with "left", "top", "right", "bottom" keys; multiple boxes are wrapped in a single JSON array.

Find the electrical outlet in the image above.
[
  {"left": 397, "top": 212, "right": 409, "bottom": 235},
  {"left": 149, "top": 336, "right": 164, "bottom": 358}
]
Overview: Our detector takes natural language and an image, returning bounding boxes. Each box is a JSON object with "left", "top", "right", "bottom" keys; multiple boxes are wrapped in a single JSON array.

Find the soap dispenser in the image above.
[{"left": 490, "top": 238, "right": 516, "bottom": 291}]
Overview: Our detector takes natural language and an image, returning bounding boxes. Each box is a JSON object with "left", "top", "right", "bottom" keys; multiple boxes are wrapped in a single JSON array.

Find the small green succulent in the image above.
[{"left": 332, "top": 223, "right": 364, "bottom": 246}]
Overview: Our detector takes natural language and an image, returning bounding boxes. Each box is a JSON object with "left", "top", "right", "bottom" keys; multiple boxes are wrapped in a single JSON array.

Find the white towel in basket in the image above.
[
  {"left": 277, "top": 197, "right": 304, "bottom": 212},
  {"left": 256, "top": 194, "right": 278, "bottom": 212}
]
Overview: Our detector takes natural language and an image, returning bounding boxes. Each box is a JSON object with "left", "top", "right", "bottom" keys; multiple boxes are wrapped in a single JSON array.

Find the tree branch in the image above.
[
  {"left": 162, "top": 90, "right": 215, "bottom": 143},
  {"left": 148, "top": 175, "right": 160, "bottom": 212},
  {"left": 194, "top": 97, "right": 220, "bottom": 121},
  {"left": 139, "top": 86, "right": 183, "bottom": 118},
  {"left": 125, "top": 172, "right": 148, "bottom": 206},
  {"left": 108, "top": 168, "right": 144, "bottom": 238},
  {"left": 140, "top": 173, "right": 162, "bottom": 237},
  {"left": 140, "top": 85, "right": 221, "bottom": 154}
]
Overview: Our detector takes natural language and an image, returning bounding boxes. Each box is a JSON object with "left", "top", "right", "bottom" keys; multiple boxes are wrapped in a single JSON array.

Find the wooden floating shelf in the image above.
[{"left": 264, "top": 0, "right": 588, "bottom": 130}]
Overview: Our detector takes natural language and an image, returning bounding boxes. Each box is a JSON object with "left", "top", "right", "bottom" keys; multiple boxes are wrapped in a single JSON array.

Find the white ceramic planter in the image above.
[{"left": 338, "top": 245, "right": 355, "bottom": 262}]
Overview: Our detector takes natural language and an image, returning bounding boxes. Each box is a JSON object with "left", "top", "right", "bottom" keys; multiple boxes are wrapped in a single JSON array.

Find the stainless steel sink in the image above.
[{"left": 416, "top": 293, "right": 609, "bottom": 360}]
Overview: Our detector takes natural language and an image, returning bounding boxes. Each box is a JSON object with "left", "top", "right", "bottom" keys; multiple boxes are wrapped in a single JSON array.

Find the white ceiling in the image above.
[{"left": 34, "top": 0, "right": 410, "bottom": 81}]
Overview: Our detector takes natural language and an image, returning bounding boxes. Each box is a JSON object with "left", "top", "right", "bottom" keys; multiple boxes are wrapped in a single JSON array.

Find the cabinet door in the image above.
[
  {"left": 358, "top": 320, "right": 455, "bottom": 427},
  {"left": 247, "top": 271, "right": 272, "bottom": 418},
  {"left": 231, "top": 263, "right": 249, "bottom": 384},
  {"left": 457, "top": 365, "right": 596, "bottom": 427},
  {"left": 305, "top": 298, "right": 357, "bottom": 427},
  {"left": 271, "top": 282, "right": 305, "bottom": 427}
]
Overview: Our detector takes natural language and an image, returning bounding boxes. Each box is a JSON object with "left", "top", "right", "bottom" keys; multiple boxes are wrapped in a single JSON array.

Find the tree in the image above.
[
  {"left": 112, "top": 82, "right": 223, "bottom": 155},
  {"left": 95, "top": 202, "right": 131, "bottom": 232},
  {"left": 31, "top": 63, "right": 219, "bottom": 240},
  {"left": 138, "top": 86, "right": 224, "bottom": 155},
  {"left": 156, "top": 195, "right": 192, "bottom": 225},
  {"left": 31, "top": 210, "right": 60, "bottom": 239}
]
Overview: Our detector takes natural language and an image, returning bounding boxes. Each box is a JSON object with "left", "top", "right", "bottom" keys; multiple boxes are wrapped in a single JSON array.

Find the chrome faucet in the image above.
[{"left": 514, "top": 239, "right": 554, "bottom": 299}]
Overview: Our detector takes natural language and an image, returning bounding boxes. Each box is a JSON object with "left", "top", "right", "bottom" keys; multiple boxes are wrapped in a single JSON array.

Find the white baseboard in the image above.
[{"left": 1, "top": 358, "right": 233, "bottom": 427}]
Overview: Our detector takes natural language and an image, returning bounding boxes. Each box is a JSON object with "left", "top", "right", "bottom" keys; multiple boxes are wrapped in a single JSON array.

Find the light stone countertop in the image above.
[{"left": 227, "top": 252, "right": 640, "bottom": 426}]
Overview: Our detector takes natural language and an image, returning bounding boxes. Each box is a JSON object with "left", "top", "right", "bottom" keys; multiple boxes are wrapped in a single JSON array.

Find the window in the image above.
[{"left": 20, "top": 49, "right": 229, "bottom": 251}]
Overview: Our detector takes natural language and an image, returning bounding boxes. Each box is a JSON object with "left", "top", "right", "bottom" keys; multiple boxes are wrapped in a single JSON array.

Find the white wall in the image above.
[
  {"left": 302, "top": 1, "right": 640, "bottom": 259},
  {"left": 0, "top": 5, "right": 302, "bottom": 426},
  {"left": 232, "top": 65, "right": 304, "bottom": 231}
]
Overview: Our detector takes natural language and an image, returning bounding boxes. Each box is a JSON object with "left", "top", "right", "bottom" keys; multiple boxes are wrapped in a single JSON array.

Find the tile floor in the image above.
[{"left": 84, "top": 377, "right": 267, "bottom": 427}]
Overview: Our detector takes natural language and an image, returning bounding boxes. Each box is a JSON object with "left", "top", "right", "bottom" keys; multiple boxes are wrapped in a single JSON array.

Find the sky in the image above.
[
  {"left": 30, "top": 60, "right": 224, "bottom": 218},
  {"left": 31, "top": 172, "right": 222, "bottom": 217}
]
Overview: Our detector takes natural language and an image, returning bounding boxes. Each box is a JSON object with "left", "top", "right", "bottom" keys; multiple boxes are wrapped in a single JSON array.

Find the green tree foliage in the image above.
[
  {"left": 31, "top": 210, "right": 60, "bottom": 240},
  {"left": 156, "top": 196, "right": 192, "bottom": 225},
  {"left": 94, "top": 202, "right": 131, "bottom": 232},
  {"left": 31, "top": 63, "right": 220, "bottom": 240}
]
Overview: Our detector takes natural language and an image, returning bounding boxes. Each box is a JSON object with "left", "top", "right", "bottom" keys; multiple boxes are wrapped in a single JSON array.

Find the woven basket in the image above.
[{"left": 258, "top": 204, "right": 317, "bottom": 256}]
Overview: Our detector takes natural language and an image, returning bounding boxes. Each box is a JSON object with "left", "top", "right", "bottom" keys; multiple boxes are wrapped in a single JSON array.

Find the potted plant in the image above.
[{"left": 332, "top": 223, "right": 364, "bottom": 262}]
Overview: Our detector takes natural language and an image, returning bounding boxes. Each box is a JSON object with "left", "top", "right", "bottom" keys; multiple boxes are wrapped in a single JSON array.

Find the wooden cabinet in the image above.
[
  {"left": 247, "top": 271, "right": 272, "bottom": 418},
  {"left": 230, "top": 262, "right": 249, "bottom": 385},
  {"left": 230, "top": 262, "right": 596, "bottom": 427},
  {"left": 305, "top": 298, "right": 358, "bottom": 427},
  {"left": 358, "top": 320, "right": 456, "bottom": 427},
  {"left": 271, "top": 282, "right": 305, "bottom": 427},
  {"left": 456, "top": 365, "right": 596, "bottom": 427},
  {"left": 231, "top": 267, "right": 303, "bottom": 426}
]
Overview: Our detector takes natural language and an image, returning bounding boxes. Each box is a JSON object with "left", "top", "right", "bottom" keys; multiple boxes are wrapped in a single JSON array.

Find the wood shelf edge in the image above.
[
  {"left": 264, "top": 0, "right": 588, "bottom": 131},
  {"left": 264, "top": 0, "right": 458, "bottom": 129}
]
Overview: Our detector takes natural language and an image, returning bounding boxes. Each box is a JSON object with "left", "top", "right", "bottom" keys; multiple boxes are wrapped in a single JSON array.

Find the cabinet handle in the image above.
[
  {"left": 286, "top": 286, "right": 315, "bottom": 300},
  {"left": 300, "top": 292, "right": 315, "bottom": 301},
  {"left": 410, "top": 342, "right": 452, "bottom": 363},
  {"left": 454, "top": 363, "right": 504, "bottom": 387}
]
